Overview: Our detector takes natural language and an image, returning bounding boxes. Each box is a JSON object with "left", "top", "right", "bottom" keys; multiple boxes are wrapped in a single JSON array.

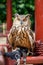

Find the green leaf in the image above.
[
  {"left": 18, "top": 4, "right": 24, "bottom": 8},
  {"left": 0, "top": 4, "right": 5, "bottom": 8}
]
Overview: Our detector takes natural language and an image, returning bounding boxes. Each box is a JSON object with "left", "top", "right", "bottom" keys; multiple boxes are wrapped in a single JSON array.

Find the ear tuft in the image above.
[
  {"left": 13, "top": 13, "right": 19, "bottom": 17},
  {"left": 25, "top": 14, "right": 32, "bottom": 18}
]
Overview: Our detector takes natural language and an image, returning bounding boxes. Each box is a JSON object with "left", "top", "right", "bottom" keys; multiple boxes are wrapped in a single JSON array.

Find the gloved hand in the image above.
[{"left": 4, "top": 48, "right": 21, "bottom": 60}]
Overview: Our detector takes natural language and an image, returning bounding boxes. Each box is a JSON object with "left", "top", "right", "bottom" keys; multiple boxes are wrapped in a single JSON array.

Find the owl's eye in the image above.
[
  {"left": 23, "top": 18, "right": 27, "bottom": 21},
  {"left": 17, "top": 17, "right": 20, "bottom": 21}
]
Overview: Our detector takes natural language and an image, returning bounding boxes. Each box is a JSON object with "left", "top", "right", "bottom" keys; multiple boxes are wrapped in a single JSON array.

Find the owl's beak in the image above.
[{"left": 20, "top": 21, "right": 23, "bottom": 25}]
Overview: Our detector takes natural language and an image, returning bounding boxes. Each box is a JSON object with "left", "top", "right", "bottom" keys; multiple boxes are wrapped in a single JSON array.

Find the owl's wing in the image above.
[
  {"left": 29, "top": 29, "right": 35, "bottom": 41},
  {"left": 29, "top": 29, "right": 35, "bottom": 52},
  {"left": 26, "top": 29, "right": 35, "bottom": 51},
  {"left": 8, "top": 33, "right": 13, "bottom": 45}
]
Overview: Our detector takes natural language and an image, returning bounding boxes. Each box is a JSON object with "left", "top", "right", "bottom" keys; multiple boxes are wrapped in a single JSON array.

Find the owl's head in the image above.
[{"left": 13, "top": 13, "right": 31, "bottom": 27}]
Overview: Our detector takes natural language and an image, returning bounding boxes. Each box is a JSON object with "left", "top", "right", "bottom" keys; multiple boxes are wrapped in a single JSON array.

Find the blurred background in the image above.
[{"left": 0, "top": 0, "right": 35, "bottom": 33}]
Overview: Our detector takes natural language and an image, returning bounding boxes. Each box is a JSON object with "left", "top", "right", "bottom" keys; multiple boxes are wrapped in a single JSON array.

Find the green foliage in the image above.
[
  {"left": 0, "top": 0, "right": 35, "bottom": 31},
  {"left": 12, "top": 0, "right": 34, "bottom": 14},
  {"left": 0, "top": 0, "right": 6, "bottom": 23}
]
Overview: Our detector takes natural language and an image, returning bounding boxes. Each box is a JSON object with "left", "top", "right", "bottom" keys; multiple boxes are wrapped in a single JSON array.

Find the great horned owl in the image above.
[{"left": 8, "top": 14, "right": 35, "bottom": 52}]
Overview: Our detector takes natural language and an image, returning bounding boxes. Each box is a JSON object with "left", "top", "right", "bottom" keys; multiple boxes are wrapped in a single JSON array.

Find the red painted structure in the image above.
[
  {"left": 35, "top": 0, "right": 43, "bottom": 64},
  {"left": 35, "top": 0, "right": 43, "bottom": 42},
  {"left": 6, "top": 0, "right": 12, "bottom": 31}
]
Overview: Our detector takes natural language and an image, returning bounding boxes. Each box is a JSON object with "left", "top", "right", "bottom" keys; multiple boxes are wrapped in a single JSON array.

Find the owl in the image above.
[{"left": 8, "top": 14, "right": 35, "bottom": 53}]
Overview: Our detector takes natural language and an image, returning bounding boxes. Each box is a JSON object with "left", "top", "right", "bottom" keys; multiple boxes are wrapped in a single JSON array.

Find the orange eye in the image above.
[
  {"left": 23, "top": 18, "right": 27, "bottom": 21},
  {"left": 17, "top": 17, "right": 20, "bottom": 21}
]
